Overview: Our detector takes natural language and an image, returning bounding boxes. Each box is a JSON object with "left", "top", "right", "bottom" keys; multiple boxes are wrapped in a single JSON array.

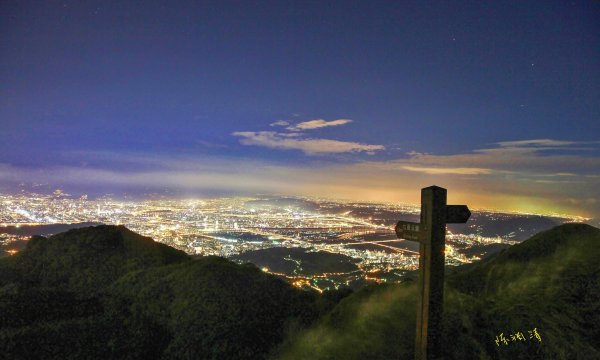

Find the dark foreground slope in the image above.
[
  {"left": 0, "top": 225, "right": 339, "bottom": 359},
  {"left": 0, "top": 225, "right": 189, "bottom": 294},
  {"left": 2, "top": 224, "right": 598, "bottom": 359},
  {"left": 278, "top": 223, "right": 600, "bottom": 360}
]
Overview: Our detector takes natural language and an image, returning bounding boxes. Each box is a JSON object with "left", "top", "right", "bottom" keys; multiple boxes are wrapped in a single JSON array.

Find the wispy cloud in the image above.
[
  {"left": 232, "top": 131, "right": 384, "bottom": 155},
  {"left": 269, "top": 120, "right": 290, "bottom": 127},
  {"left": 286, "top": 119, "right": 352, "bottom": 131},
  {"left": 495, "top": 139, "right": 576, "bottom": 147},
  {"left": 235, "top": 118, "right": 383, "bottom": 155},
  {"left": 401, "top": 166, "right": 493, "bottom": 175},
  {"left": 402, "top": 139, "right": 600, "bottom": 175}
]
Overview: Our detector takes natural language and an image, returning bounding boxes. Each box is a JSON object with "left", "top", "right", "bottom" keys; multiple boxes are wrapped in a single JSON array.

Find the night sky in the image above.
[{"left": 1, "top": 1, "right": 599, "bottom": 219}]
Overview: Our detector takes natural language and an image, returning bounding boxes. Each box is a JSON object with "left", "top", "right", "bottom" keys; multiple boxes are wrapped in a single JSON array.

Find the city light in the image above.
[{"left": 0, "top": 192, "right": 583, "bottom": 291}]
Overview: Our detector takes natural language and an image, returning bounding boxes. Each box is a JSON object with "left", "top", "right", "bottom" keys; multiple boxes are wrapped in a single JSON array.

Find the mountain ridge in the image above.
[
  {"left": 279, "top": 223, "right": 600, "bottom": 359},
  {"left": 1, "top": 223, "right": 598, "bottom": 359}
]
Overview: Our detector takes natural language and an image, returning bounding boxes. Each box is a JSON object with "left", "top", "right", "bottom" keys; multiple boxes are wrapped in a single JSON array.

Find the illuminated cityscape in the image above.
[
  {"left": 0, "top": 1, "right": 598, "bottom": 358},
  {"left": 0, "top": 191, "right": 586, "bottom": 291}
]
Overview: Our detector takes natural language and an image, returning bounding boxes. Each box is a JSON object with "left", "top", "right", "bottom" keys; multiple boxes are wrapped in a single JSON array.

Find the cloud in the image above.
[
  {"left": 496, "top": 139, "right": 576, "bottom": 147},
  {"left": 232, "top": 131, "right": 384, "bottom": 155},
  {"left": 402, "top": 139, "right": 600, "bottom": 175},
  {"left": 401, "top": 166, "right": 492, "bottom": 175},
  {"left": 286, "top": 119, "right": 352, "bottom": 131},
  {"left": 236, "top": 118, "right": 381, "bottom": 155}
]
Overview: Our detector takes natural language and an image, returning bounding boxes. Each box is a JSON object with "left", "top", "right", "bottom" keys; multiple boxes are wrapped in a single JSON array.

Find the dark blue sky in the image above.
[{"left": 1, "top": 1, "right": 599, "bottom": 217}]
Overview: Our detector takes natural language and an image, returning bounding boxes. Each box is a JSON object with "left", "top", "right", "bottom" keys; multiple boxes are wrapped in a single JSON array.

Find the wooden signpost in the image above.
[{"left": 395, "top": 186, "right": 470, "bottom": 360}]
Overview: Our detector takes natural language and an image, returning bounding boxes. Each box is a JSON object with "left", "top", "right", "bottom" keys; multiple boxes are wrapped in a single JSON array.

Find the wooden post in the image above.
[{"left": 395, "top": 186, "right": 470, "bottom": 360}]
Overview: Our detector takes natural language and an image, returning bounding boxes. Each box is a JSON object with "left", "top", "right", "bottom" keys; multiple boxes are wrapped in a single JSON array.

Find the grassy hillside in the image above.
[
  {"left": 1, "top": 223, "right": 598, "bottom": 359},
  {"left": 105, "top": 256, "right": 324, "bottom": 359},
  {"left": 279, "top": 223, "right": 600, "bottom": 360},
  {"left": 0, "top": 225, "right": 341, "bottom": 359},
  {"left": 0, "top": 225, "right": 190, "bottom": 294}
]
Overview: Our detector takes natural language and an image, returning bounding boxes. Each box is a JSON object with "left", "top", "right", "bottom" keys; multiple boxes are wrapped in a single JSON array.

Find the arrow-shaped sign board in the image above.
[
  {"left": 395, "top": 220, "right": 425, "bottom": 242},
  {"left": 445, "top": 205, "right": 471, "bottom": 223}
]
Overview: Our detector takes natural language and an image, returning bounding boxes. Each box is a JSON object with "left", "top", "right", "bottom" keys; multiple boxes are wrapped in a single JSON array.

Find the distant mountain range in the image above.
[
  {"left": 1, "top": 223, "right": 598, "bottom": 359},
  {"left": 0, "top": 222, "right": 102, "bottom": 257},
  {"left": 0, "top": 222, "right": 102, "bottom": 236}
]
